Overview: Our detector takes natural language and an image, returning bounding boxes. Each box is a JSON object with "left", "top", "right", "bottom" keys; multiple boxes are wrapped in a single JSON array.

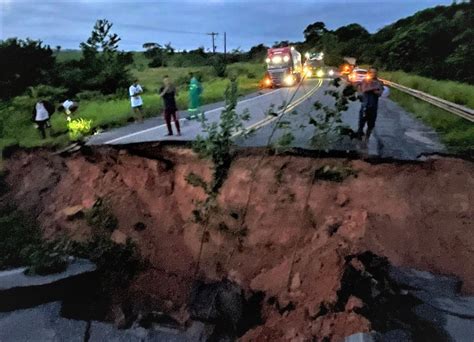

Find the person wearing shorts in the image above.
[
  {"left": 159, "top": 76, "right": 181, "bottom": 136},
  {"left": 129, "top": 79, "right": 144, "bottom": 122}
]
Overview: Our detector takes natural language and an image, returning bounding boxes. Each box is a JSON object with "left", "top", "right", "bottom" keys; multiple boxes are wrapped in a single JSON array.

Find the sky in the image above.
[{"left": 0, "top": 0, "right": 453, "bottom": 52}]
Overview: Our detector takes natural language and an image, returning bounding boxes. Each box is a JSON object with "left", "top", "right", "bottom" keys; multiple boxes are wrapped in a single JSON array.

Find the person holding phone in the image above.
[
  {"left": 129, "top": 79, "right": 144, "bottom": 122},
  {"left": 159, "top": 76, "right": 181, "bottom": 136},
  {"left": 357, "top": 67, "right": 384, "bottom": 141}
]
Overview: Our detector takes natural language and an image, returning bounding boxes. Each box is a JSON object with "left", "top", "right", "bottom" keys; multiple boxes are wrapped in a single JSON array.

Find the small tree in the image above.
[
  {"left": 77, "top": 19, "right": 133, "bottom": 94},
  {"left": 80, "top": 19, "right": 121, "bottom": 55},
  {"left": 143, "top": 42, "right": 165, "bottom": 67},
  {"left": 192, "top": 78, "right": 250, "bottom": 193}
]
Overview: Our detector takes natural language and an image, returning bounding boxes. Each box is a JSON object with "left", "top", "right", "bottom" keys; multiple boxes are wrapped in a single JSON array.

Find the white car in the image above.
[{"left": 348, "top": 68, "right": 367, "bottom": 84}]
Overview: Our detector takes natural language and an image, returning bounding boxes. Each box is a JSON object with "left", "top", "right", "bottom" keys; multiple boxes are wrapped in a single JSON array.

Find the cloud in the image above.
[{"left": 1, "top": 0, "right": 453, "bottom": 50}]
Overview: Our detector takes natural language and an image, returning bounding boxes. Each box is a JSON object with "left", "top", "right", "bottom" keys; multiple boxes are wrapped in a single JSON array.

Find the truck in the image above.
[
  {"left": 264, "top": 47, "right": 303, "bottom": 87},
  {"left": 303, "top": 58, "right": 324, "bottom": 78}
]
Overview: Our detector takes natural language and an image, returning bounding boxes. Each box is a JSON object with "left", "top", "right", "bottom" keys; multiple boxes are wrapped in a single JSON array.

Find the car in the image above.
[
  {"left": 348, "top": 68, "right": 367, "bottom": 84},
  {"left": 339, "top": 63, "right": 355, "bottom": 76}
]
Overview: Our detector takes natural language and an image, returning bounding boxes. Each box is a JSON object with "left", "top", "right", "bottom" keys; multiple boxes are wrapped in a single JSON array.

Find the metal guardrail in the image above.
[{"left": 380, "top": 78, "right": 474, "bottom": 123}]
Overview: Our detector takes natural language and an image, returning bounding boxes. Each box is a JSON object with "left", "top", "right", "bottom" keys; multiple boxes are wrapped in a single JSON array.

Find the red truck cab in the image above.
[{"left": 265, "top": 47, "right": 302, "bottom": 87}]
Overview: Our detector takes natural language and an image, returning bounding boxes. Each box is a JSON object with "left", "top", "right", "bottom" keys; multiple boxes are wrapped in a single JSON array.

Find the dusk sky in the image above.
[{"left": 1, "top": 0, "right": 453, "bottom": 52}]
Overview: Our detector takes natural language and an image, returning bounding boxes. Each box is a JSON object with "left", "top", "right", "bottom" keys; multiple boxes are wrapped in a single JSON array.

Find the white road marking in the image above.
[
  {"left": 103, "top": 88, "right": 282, "bottom": 144},
  {"left": 232, "top": 79, "right": 323, "bottom": 137}
]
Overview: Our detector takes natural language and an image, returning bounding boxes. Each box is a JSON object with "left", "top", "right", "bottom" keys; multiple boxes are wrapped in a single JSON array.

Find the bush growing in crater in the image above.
[
  {"left": 85, "top": 198, "right": 118, "bottom": 233},
  {"left": 314, "top": 164, "right": 357, "bottom": 182}
]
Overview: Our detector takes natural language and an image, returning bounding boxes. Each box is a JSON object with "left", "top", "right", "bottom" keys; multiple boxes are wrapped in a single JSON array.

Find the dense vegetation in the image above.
[
  {"left": 283, "top": 2, "right": 474, "bottom": 84},
  {"left": 0, "top": 19, "right": 133, "bottom": 102}
]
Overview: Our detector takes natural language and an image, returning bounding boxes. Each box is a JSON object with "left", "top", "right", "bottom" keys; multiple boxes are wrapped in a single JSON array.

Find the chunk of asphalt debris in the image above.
[
  {"left": 89, "top": 321, "right": 148, "bottom": 342},
  {"left": 390, "top": 266, "right": 474, "bottom": 318},
  {"left": 0, "top": 258, "right": 96, "bottom": 311},
  {"left": 414, "top": 303, "right": 474, "bottom": 341},
  {"left": 0, "top": 302, "right": 86, "bottom": 342},
  {"left": 389, "top": 266, "right": 461, "bottom": 296},
  {"left": 0, "top": 258, "right": 96, "bottom": 291},
  {"left": 344, "top": 332, "right": 375, "bottom": 342}
]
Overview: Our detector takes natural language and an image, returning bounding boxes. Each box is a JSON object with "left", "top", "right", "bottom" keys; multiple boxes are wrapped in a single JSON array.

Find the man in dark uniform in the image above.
[{"left": 357, "top": 67, "right": 384, "bottom": 141}]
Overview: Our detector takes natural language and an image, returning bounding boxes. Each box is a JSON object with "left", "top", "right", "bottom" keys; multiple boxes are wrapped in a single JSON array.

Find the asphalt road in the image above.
[{"left": 88, "top": 78, "right": 445, "bottom": 160}]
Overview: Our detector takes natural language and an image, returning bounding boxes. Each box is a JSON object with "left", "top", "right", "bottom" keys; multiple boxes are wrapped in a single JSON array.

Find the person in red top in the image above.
[{"left": 357, "top": 67, "right": 384, "bottom": 141}]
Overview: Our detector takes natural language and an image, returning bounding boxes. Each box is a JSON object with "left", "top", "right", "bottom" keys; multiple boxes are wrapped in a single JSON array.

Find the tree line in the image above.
[
  {"left": 276, "top": 2, "right": 473, "bottom": 84},
  {"left": 0, "top": 2, "right": 472, "bottom": 102},
  {"left": 0, "top": 19, "right": 134, "bottom": 101}
]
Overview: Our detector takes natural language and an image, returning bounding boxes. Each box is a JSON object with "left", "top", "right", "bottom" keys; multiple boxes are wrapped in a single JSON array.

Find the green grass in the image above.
[
  {"left": 0, "top": 62, "right": 262, "bottom": 152},
  {"left": 389, "top": 88, "right": 474, "bottom": 153},
  {"left": 380, "top": 71, "right": 474, "bottom": 109}
]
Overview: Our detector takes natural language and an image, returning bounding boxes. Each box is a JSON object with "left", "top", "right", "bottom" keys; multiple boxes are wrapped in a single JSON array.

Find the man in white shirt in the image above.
[
  {"left": 129, "top": 79, "right": 144, "bottom": 122},
  {"left": 31, "top": 100, "right": 54, "bottom": 139}
]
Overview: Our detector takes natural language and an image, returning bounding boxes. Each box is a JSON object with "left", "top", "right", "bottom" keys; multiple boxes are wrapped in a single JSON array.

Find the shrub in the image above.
[
  {"left": 0, "top": 205, "right": 68, "bottom": 275},
  {"left": 27, "top": 85, "right": 68, "bottom": 103},
  {"left": 211, "top": 55, "right": 227, "bottom": 78},
  {"left": 314, "top": 165, "right": 357, "bottom": 182},
  {"left": 76, "top": 90, "right": 103, "bottom": 101},
  {"left": 85, "top": 198, "right": 118, "bottom": 234},
  {"left": 70, "top": 235, "right": 145, "bottom": 288},
  {"left": 67, "top": 118, "right": 92, "bottom": 141}
]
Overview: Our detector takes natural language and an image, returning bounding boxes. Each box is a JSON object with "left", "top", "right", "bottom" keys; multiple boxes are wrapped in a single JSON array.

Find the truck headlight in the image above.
[
  {"left": 328, "top": 70, "right": 334, "bottom": 76},
  {"left": 272, "top": 56, "right": 282, "bottom": 64},
  {"left": 283, "top": 56, "right": 290, "bottom": 62},
  {"left": 316, "top": 69, "right": 324, "bottom": 78},
  {"left": 284, "top": 75, "right": 294, "bottom": 86}
]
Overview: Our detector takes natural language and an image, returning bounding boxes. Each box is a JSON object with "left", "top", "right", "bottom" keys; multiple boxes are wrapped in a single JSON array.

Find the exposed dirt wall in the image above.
[{"left": 3, "top": 146, "right": 473, "bottom": 341}]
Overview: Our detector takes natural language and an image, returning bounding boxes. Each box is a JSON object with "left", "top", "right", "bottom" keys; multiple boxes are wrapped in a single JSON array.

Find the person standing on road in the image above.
[
  {"left": 188, "top": 72, "right": 202, "bottom": 120},
  {"left": 31, "top": 100, "right": 55, "bottom": 139},
  {"left": 129, "top": 79, "right": 144, "bottom": 122},
  {"left": 357, "top": 67, "right": 384, "bottom": 141},
  {"left": 159, "top": 76, "right": 181, "bottom": 136}
]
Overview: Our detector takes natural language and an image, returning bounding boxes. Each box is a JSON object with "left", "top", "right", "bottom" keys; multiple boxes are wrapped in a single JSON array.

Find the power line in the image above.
[{"left": 115, "top": 22, "right": 210, "bottom": 36}]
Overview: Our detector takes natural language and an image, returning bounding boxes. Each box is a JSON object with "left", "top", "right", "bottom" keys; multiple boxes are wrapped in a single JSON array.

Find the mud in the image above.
[{"left": 2, "top": 144, "right": 473, "bottom": 341}]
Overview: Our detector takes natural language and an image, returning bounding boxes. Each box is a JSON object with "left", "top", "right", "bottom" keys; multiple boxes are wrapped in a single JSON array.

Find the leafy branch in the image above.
[{"left": 188, "top": 78, "right": 251, "bottom": 276}]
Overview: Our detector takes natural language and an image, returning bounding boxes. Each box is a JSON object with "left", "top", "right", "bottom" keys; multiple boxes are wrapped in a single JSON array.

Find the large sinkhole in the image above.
[{"left": 1, "top": 144, "right": 473, "bottom": 341}]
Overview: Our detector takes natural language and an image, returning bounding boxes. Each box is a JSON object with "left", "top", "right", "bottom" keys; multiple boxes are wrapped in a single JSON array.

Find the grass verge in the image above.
[
  {"left": 0, "top": 62, "right": 263, "bottom": 152},
  {"left": 389, "top": 88, "right": 474, "bottom": 153},
  {"left": 380, "top": 70, "right": 474, "bottom": 109}
]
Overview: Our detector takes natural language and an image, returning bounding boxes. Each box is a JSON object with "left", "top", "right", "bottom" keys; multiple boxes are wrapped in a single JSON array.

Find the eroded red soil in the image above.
[{"left": 4, "top": 146, "right": 473, "bottom": 341}]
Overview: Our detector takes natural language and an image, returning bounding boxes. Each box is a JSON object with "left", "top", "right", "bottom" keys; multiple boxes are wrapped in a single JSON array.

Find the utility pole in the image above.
[
  {"left": 207, "top": 32, "right": 218, "bottom": 54},
  {"left": 224, "top": 32, "right": 227, "bottom": 60}
]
